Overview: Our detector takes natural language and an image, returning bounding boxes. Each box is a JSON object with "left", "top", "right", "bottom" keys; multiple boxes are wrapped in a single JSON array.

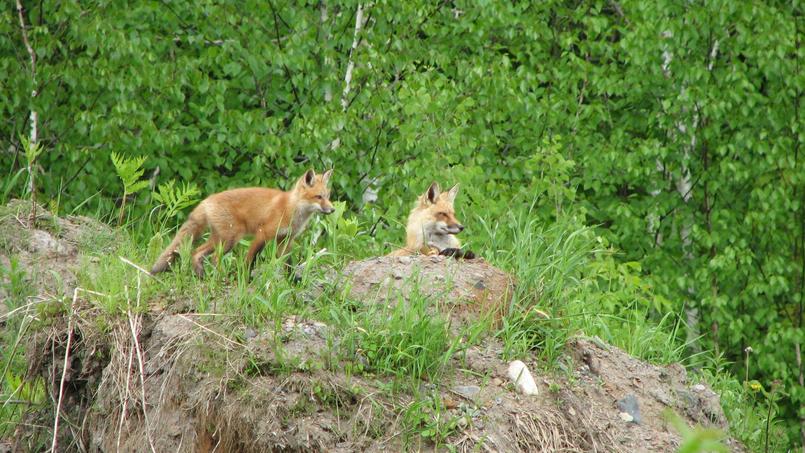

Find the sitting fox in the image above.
[
  {"left": 151, "top": 169, "right": 334, "bottom": 277},
  {"left": 389, "top": 182, "right": 475, "bottom": 259}
]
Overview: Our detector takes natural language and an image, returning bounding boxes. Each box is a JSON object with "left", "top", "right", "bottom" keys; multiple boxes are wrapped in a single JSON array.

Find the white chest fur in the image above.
[{"left": 285, "top": 206, "right": 315, "bottom": 238}]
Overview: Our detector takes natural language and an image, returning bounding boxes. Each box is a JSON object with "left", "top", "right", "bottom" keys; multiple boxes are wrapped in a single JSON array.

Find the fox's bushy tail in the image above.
[{"left": 150, "top": 205, "right": 207, "bottom": 274}]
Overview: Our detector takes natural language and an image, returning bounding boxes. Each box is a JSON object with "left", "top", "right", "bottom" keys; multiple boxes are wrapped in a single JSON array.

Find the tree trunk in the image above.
[
  {"left": 15, "top": 0, "right": 39, "bottom": 225},
  {"left": 330, "top": 3, "right": 368, "bottom": 151}
]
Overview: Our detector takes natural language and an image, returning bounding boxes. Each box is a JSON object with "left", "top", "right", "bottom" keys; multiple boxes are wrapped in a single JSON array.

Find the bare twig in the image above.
[
  {"left": 127, "top": 310, "right": 156, "bottom": 453},
  {"left": 177, "top": 314, "right": 245, "bottom": 349},
  {"left": 119, "top": 256, "right": 159, "bottom": 280},
  {"left": 0, "top": 298, "right": 42, "bottom": 325},
  {"left": 51, "top": 288, "right": 79, "bottom": 453},
  {"left": 127, "top": 273, "right": 157, "bottom": 453},
  {"left": 267, "top": 1, "right": 301, "bottom": 106},
  {"left": 115, "top": 342, "right": 135, "bottom": 451}
]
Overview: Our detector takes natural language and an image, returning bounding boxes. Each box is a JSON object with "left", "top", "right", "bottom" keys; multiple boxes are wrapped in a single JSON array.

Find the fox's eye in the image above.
[
  {"left": 438, "top": 212, "right": 447, "bottom": 217},
  {"left": 315, "top": 195, "right": 324, "bottom": 200}
]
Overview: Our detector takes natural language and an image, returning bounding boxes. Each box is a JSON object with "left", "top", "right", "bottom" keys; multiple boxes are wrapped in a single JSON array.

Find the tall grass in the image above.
[
  {"left": 473, "top": 208, "right": 685, "bottom": 366},
  {"left": 0, "top": 195, "right": 782, "bottom": 451}
]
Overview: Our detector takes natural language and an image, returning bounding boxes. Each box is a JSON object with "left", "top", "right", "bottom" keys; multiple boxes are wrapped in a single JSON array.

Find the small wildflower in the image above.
[
  {"left": 744, "top": 346, "right": 753, "bottom": 354},
  {"left": 749, "top": 382, "right": 762, "bottom": 392}
]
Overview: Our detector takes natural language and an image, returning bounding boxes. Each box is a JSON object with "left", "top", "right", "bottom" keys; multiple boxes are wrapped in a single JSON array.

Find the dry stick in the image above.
[
  {"left": 50, "top": 288, "right": 79, "bottom": 453},
  {"left": 119, "top": 256, "right": 159, "bottom": 280},
  {"left": 127, "top": 273, "right": 157, "bottom": 453},
  {"left": 177, "top": 314, "right": 245, "bottom": 349},
  {"left": 15, "top": 0, "right": 39, "bottom": 224},
  {"left": 128, "top": 311, "right": 156, "bottom": 453},
  {"left": 0, "top": 298, "right": 43, "bottom": 324},
  {"left": 116, "top": 341, "right": 135, "bottom": 451}
]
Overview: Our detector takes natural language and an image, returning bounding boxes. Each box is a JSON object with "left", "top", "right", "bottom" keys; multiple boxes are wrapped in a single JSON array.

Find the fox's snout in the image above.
[
  {"left": 446, "top": 223, "right": 464, "bottom": 234},
  {"left": 319, "top": 199, "right": 335, "bottom": 214}
]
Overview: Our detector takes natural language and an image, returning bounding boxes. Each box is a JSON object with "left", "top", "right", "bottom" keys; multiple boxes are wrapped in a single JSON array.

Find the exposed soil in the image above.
[
  {"left": 1, "top": 202, "right": 745, "bottom": 452},
  {"left": 333, "top": 255, "right": 515, "bottom": 327}
]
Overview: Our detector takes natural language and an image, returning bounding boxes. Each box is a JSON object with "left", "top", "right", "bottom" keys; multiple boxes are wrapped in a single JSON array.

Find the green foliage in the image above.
[
  {"left": 401, "top": 390, "right": 461, "bottom": 447},
  {"left": 110, "top": 152, "right": 149, "bottom": 224},
  {"left": 0, "top": 259, "right": 43, "bottom": 439},
  {"left": 336, "top": 289, "right": 454, "bottom": 384},
  {"left": 665, "top": 410, "right": 729, "bottom": 453},
  {"left": 20, "top": 136, "right": 43, "bottom": 179},
  {"left": 0, "top": 169, "right": 25, "bottom": 206},
  {"left": 1, "top": 0, "right": 802, "bottom": 448},
  {"left": 152, "top": 180, "right": 201, "bottom": 225}
]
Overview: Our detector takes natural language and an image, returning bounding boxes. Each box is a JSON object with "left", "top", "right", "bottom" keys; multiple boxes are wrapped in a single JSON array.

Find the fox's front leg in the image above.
[
  {"left": 245, "top": 237, "right": 266, "bottom": 273},
  {"left": 276, "top": 236, "right": 302, "bottom": 282},
  {"left": 439, "top": 248, "right": 477, "bottom": 260},
  {"left": 246, "top": 224, "right": 277, "bottom": 273}
]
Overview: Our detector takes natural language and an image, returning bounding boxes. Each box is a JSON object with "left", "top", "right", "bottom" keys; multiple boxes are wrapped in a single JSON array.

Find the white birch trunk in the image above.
[
  {"left": 330, "top": 3, "right": 368, "bottom": 151},
  {"left": 15, "top": 0, "right": 38, "bottom": 194},
  {"left": 320, "top": 1, "right": 333, "bottom": 103},
  {"left": 340, "top": 3, "right": 364, "bottom": 111},
  {"left": 659, "top": 31, "right": 719, "bottom": 354}
]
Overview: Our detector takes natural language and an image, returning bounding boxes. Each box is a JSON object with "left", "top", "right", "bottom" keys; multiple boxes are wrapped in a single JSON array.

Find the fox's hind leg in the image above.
[
  {"left": 212, "top": 237, "right": 239, "bottom": 268},
  {"left": 192, "top": 234, "right": 222, "bottom": 277}
]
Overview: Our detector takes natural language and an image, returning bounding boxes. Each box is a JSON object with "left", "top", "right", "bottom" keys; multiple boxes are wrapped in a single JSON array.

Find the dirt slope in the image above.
[{"left": 0, "top": 202, "right": 744, "bottom": 452}]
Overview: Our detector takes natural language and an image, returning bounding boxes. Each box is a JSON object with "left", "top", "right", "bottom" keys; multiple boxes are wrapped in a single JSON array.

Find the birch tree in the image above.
[{"left": 15, "top": 0, "right": 40, "bottom": 224}]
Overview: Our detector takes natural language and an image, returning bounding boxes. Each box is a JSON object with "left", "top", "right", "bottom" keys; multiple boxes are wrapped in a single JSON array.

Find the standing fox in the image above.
[
  {"left": 389, "top": 182, "right": 475, "bottom": 259},
  {"left": 151, "top": 169, "right": 334, "bottom": 277}
]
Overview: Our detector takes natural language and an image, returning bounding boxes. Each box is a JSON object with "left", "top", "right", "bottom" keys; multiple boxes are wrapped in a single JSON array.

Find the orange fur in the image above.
[
  {"left": 389, "top": 182, "right": 464, "bottom": 256},
  {"left": 151, "top": 169, "right": 334, "bottom": 277}
]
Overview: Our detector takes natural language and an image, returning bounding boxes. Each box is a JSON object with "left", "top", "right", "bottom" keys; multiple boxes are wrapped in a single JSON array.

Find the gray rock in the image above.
[
  {"left": 30, "top": 230, "right": 72, "bottom": 255},
  {"left": 617, "top": 394, "right": 641, "bottom": 424},
  {"left": 452, "top": 385, "right": 481, "bottom": 399}
]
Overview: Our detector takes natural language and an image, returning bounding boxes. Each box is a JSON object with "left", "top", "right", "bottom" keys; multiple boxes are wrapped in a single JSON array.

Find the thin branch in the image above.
[
  {"left": 177, "top": 314, "right": 245, "bottom": 349},
  {"left": 51, "top": 287, "right": 79, "bottom": 453},
  {"left": 119, "top": 256, "right": 160, "bottom": 280},
  {"left": 116, "top": 340, "right": 135, "bottom": 451},
  {"left": 267, "top": 1, "right": 301, "bottom": 107},
  {"left": 127, "top": 273, "right": 157, "bottom": 453}
]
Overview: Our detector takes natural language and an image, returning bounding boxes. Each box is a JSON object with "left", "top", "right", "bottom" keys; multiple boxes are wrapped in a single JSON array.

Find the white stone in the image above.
[
  {"left": 619, "top": 412, "right": 634, "bottom": 422},
  {"left": 507, "top": 360, "right": 538, "bottom": 395}
]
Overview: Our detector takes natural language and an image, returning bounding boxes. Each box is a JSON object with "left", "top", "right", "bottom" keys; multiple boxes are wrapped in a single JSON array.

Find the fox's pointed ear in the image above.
[
  {"left": 446, "top": 184, "right": 460, "bottom": 203},
  {"left": 302, "top": 169, "right": 316, "bottom": 187},
  {"left": 322, "top": 169, "right": 333, "bottom": 184},
  {"left": 426, "top": 182, "right": 440, "bottom": 204}
]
